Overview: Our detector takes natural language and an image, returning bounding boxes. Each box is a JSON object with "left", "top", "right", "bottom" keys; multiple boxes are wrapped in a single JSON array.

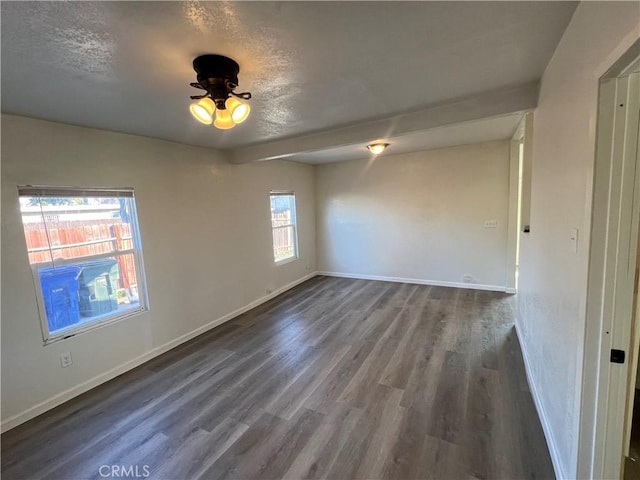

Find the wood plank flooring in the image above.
[{"left": 1, "top": 276, "right": 555, "bottom": 480}]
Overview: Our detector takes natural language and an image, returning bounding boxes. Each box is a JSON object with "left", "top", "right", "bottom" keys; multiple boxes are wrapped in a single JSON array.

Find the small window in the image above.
[
  {"left": 18, "top": 186, "right": 148, "bottom": 343},
  {"left": 270, "top": 191, "right": 298, "bottom": 263}
]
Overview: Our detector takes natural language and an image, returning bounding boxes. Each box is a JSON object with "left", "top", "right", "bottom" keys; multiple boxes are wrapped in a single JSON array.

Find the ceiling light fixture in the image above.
[
  {"left": 367, "top": 143, "right": 389, "bottom": 155},
  {"left": 188, "top": 54, "right": 251, "bottom": 129}
]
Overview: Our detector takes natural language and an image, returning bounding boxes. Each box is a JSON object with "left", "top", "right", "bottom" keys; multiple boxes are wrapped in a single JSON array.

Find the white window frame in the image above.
[
  {"left": 18, "top": 185, "right": 150, "bottom": 345},
  {"left": 270, "top": 191, "right": 299, "bottom": 265}
]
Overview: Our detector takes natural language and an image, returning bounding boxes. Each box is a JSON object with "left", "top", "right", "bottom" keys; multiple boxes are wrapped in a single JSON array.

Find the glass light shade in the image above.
[
  {"left": 225, "top": 97, "right": 251, "bottom": 124},
  {"left": 189, "top": 98, "right": 215, "bottom": 125},
  {"left": 213, "top": 108, "right": 235, "bottom": 130},
  {"left": 367, "top": 143, "right": 389, "bottom": 155}
]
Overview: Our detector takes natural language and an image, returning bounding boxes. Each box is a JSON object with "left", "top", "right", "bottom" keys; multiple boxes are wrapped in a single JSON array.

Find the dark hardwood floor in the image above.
[{"left": 1, "top": 276, "right": 555, "bottom": 480}]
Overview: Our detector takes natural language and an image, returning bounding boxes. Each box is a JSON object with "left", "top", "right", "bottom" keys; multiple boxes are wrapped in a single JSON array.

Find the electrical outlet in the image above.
[
  {"left": 483, "top": 220, "right": 498, "bottom": 228},
  {"left": 60, "top": 352, "right": 73, "bottom": 368}
]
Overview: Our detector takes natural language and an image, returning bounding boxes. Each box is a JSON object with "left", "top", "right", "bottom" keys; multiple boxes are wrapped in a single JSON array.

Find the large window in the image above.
[
  {"left": 18, "top": 186, "right": 148, "bottom": 343},
  {"left": 270, "top": 191, "right": 298, "bottom": 263}
]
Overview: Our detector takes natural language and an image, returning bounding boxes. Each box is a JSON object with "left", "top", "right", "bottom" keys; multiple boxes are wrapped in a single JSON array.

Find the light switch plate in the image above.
[{"left": 570, "top": 228, "right": 578, "bottom": 253}]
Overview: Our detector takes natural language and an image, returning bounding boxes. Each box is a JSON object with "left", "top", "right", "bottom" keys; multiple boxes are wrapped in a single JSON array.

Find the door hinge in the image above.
[{"left": 611, "top": 349, "right": 626, "bottom": 364}]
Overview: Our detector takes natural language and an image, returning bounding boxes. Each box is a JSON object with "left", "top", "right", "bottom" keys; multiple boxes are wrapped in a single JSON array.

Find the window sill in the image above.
[
  {"left": 43, "top": 306, "right": 147, "bottom": 345},
  {"left": 275, "top": 256, "right": 299, "bottom": 266}
]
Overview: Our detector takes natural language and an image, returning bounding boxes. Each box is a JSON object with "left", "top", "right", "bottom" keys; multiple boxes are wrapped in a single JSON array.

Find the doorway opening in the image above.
[
  {"left": 506, "top": 112, "right": 532, "bottom": 294},
  {"left": 625, "top": 228, "right": 640, "bottom": 478},
  {"left": 515, "top": 140, "right": 525, "bottom": 290}
]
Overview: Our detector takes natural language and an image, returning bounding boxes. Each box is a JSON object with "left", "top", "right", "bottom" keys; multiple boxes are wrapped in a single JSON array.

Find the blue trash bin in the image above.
[{"left": 39, "top": 265, "right": 81, "bottom": 332}]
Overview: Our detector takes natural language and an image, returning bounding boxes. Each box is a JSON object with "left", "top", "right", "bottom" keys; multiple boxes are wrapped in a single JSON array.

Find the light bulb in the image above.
[
  {"left": 214, "top": 108, "right": 235, "bottom": 130},
  {"left": 189, "top": 98, "right": 215, "bottom": 125},
  {"left": 225, "top": 97, "right": 251, "bottom": 124},
  {"left": 367, "top": 143, "right": 389, "bottom": 155}
]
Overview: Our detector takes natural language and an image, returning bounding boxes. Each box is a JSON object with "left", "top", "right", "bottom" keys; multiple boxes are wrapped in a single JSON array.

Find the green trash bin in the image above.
[{"left": 77, "top": 258, "right": 120, "bottom": 317}]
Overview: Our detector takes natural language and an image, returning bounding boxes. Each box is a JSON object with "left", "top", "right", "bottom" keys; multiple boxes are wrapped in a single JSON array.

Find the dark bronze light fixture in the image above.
[{"left": 188, "top": 54, "right": 252, "bottom": 129}]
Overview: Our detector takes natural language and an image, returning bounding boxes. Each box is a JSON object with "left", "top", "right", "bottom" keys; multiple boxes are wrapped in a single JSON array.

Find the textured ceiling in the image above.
[{"left": 1, "top": 1, "right": 577, "bottom": 154}]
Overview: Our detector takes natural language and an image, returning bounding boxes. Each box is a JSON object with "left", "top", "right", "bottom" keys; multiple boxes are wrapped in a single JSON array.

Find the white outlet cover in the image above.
[
  {"left": 483, "top": 220, "right": 498, "bottom": 228},
  {"left": 60, "top": 352, "right": 73, "bottom": 368}
]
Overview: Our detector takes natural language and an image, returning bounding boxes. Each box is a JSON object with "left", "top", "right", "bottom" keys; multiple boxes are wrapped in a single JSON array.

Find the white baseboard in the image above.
[
  {"left": 0, "top": 272, "right": 319, "bottom": 433},
  {"left": 515, "top": 322, "right": 566, "bottom": 480},
  {"left": 505, "top": 287, "right": 517, "bottom": 294},
  {"left": 317, "top": 271, "right": 507, "bottom": 292}
]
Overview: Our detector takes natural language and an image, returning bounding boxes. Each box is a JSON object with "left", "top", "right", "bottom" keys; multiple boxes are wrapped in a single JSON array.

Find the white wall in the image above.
[
  {"left": 0, "top": 114, "right": 316, "bottom": 429},
  {"left": 515, "top": 3, "right": 639, "bottom": 479},
  {"left": 316, "top": 140, "right": 511, "bottom": 289}
]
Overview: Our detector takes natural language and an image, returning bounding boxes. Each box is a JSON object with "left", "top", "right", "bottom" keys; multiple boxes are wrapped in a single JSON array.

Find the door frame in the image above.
[
  {"left": 505, "top": 112, "right": 533, "bottom": 294},
  {"left": 578, "top": 39, "right": 640, "bottom": 480}
]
